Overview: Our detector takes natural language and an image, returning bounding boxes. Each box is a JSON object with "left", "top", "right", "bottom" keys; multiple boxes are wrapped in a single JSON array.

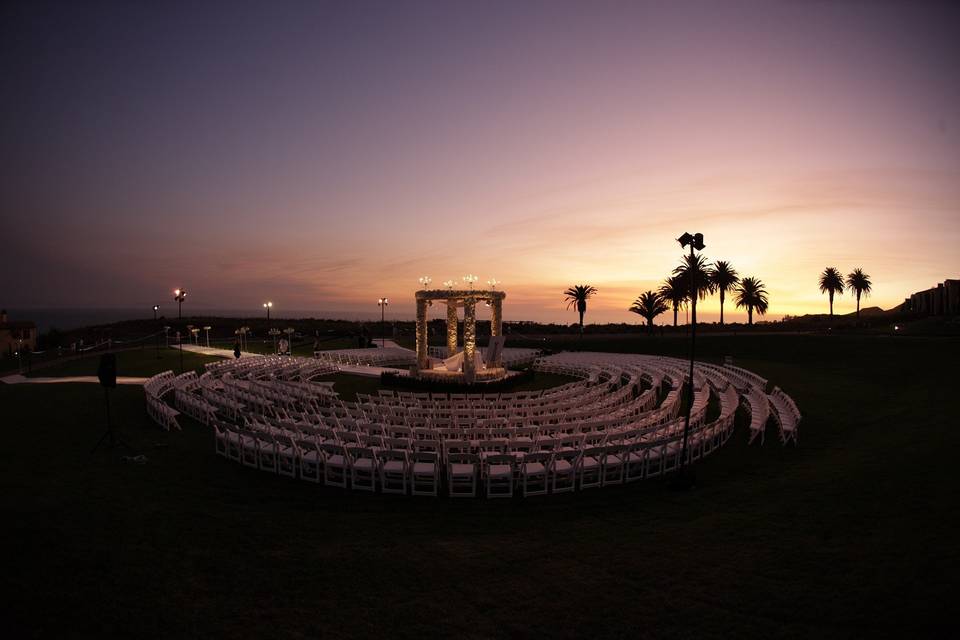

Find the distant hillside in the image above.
[{"left": 784, "top": 305, "right": 899, "bottom": 323}]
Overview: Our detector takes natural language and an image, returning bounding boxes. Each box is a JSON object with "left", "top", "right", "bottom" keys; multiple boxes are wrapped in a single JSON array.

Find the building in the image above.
[
  {"left": 0, "top": 310, "right": 38, "bottom": 358},
  {"left": 902, "top": 279, "right": 960, "bottom": 316}
]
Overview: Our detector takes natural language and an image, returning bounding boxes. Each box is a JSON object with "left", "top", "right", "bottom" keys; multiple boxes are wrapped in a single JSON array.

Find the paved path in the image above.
[
  {"left": 1, "top": 374, "right": 148, "bottom": 385},
  {"left": 336, "top": 364, "right": 410, "bottom": 378},
  {"left": 177, "top": 344, "right": 258, "bottom": 359}
]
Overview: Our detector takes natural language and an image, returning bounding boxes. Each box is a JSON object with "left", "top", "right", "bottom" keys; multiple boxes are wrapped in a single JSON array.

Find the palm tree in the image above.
[
  {"left": 846, "top": 268, "right": 872, "bottom": 322},
  {"left": 708, "top": 260, "right": 739, "bottom": 325},
  {"left": 818, "top": 267, "right": 845, "bottom": 317},
  {"left": 563, "top": 284, "right": 598, "bottom": 336},
  {"left": 672, "top": 253, "right": 715, "bottom": 303},
  {"left": 658, "top": 276, "right": 687, "bottom": 327},
  {"left": 629, "top": 291, "right": 669, "bottom": 333},
  {"left": 735, "top": 277, "right": 769, "bottom": 325}
]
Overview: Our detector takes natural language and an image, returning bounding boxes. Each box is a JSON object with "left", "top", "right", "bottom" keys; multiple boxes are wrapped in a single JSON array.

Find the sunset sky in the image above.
[{"left": 3, "top": 1, "right": 958, "bottom": 324}]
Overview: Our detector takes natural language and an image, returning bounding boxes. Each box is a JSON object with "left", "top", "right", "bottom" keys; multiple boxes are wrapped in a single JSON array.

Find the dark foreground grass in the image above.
[
  {"left": 22, "top": 348, "right": 221, "bottom": 378},
  {"left": 1, "top": 334, "right": 957, "bottom": 638}
]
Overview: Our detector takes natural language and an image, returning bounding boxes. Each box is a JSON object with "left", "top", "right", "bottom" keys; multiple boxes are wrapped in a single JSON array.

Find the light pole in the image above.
[
  {"left": 174, "top": 289, "right": 186, "bottom": 320},
  {"left": 269, "top": 328, "right": 281, "bottom": 354},
  {"left": 462, "top": 274, "right": 478, "bottom": 289},
  {"left": 176, "top": 331, "right": 183, "bottom": 374},
  {"left": 675, "top": 231, "right": 705, "bottom": 489},
  {"left": 378, "top": 298, "right": 389, "bottom": 347},
  {"left": 153, "top": 305, "right": 160, "bottom": 359},
  {"left": 203, "top": 326, "right": 211, "bottom": 348},
  {"left": 263, "top": 301, "right": 272, "bottom": 323},
  {"left": 284, "top": 327, "right": 295, "bottom": 355}
]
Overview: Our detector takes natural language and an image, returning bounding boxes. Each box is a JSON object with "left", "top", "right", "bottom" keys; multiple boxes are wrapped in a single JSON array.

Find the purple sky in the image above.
[{"left": 3, "top": 0, "right": 958, "bottom": 323}]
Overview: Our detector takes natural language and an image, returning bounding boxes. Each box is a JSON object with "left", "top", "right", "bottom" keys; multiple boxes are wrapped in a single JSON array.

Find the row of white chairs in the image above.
[
  {"left": 769, "top": 386, "right": 802, "bottom": 445},
  {"left": 213, "top": 417, "right": 734, "bottom": 497}
]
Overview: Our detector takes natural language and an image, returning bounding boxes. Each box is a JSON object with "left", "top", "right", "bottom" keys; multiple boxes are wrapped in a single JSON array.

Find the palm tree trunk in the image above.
[
  {"left": 829, "top": 291, "right": 834, "bottom": 317},
  {"left": 578, "top": 310, "right": 584, "bottom": 336},
  {"left": 856, "top": 293, "right": 861, "bottom": 321},
  {"left": 719, "top": 290, "right": 725, "bottom": 325},
  {"left": 673, "top": 306, "right": 678, "bottom": 327},
  {"left": 748, "top": 307, "right": 753, "bottom": 325}
]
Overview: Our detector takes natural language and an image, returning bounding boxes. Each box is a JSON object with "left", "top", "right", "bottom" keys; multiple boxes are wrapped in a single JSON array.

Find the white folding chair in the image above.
[
  {"left": 484, "top": 454, "right": 516, "bottom": 498},
  {"left": 520, "top": 452, "right": 551, "bottom": 497},
  {"left": 320, "top": 442, "right": 349, "bottom": 488},
  {"left": 410, "top": 451, "right": 439, "bottom": 497},
  {"left": 447, "top": 453, "right": 479, "bottom": 498},
  {"left": 379, "top": 449, "right": 409, "bottom": 495},
  {"left": 578, "top": 446, "right": 604, "bottom": 489},
  {"left": 347, "top": 446, "right": 377, "bottom": 492},
  {"left": 298, "top": 439, "right": 322, "bottom": 483}
]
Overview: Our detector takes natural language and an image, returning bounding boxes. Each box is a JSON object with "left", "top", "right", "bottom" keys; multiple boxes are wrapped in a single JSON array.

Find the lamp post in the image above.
[
  {"left": 176, "top": 331, "right": 183, "bottom": 374},
  {"left": 418, "top": 276, "right": 432, "bottom": 288},
  {"left": 263, "top": 301, "right": 272, "bottom": 323},
  {"left": 174, "top": 289, "right": 186, "bottom": 320},
  {"left": 269, "top": 328, "right": 281, "bottom": 354},
  {"left": 443, "top": 280, "right": 454, "bottom": 290},
  {"left": 674, "top": 231, "right": 705, "bottom": 489},
  {"left": 487, "top": 278, "right": 500, "bottom": 290},
  {"left": 378, "top": 298, "right": 389, "bottom": 347},
  {"left": 283, "top": 327, "right": 295, "bottom": 355},
  {"left": 463, "top": 274, "right": 478, "bottom": 289},
  {"left": 203, "top": 326, "right": 211, "bottom": 348},
  {"left": 153, "top": 305, "right": 160, "bottom": 359}
]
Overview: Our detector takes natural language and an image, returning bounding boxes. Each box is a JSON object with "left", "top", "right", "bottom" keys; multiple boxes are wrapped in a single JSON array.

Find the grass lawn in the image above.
[
  {"left": 315, "top": 370, "right": 579, "bottom": 402},
  {"left": 214, "top": 336, "right": 367, "bottom": 357},
  {"left": 21, "top": 347, "right": 222, "bottom": 378},
  {"left": 1, "top": 334, "right": 957, "bottom": 638}
]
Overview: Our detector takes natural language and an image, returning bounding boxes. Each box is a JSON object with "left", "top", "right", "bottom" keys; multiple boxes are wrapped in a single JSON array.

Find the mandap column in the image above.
[
  {"left": 490, "top": 297, "right": 503, "bottom": 367},
  {"left": 416, "top": 298, "right": 429, "bottom": 370},
  {"left": 446, "top": 299, "right": 459, "bottom": 357},
  {"left": 462, "top": 297, "right": 476, "bottom": 383}
]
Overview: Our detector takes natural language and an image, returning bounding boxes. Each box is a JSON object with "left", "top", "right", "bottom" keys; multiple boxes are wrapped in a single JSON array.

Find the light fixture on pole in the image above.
[
  {"left": 487, "top": 278, "right": 500, "bottom": 290},
  {"left": 173, "top": 289, "right": 186, "bottom": 320},
  {"left": 418, "top": 276, "right": 432, "bottom": 288},
  {"left": 443, "top": 280, "right": 454, "bottom": 290},
  {"left": 674, "top": 231, "right": 705, "bottom": 490},
  {"left": 203, "top": 325, "right": 211, "bottom": 348},
  {"left": 378, "top": 298, "right": 389, "bottom": 348},
  {"left": 263, "top": 301, "right": 272, "bottom": 322},
  {"left": 462, "top": 274, "right": 478, "bottom": 289}
]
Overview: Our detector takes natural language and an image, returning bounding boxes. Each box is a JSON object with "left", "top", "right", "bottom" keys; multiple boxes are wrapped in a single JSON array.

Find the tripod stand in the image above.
[{"left": 91, "top": 386, "right": 131, "bottom": 453}]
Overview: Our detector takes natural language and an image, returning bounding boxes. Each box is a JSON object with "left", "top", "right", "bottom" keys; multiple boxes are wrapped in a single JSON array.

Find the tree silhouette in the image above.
[
  {"left": 818, "top": 267, "right": 844, "bottom": 317},
  {"left": 846, "top": 268, "right": 872, "bottom": 322},
  {"left": 563, "top": 285, "right": 598, "bottom": 337},
  {"left": 708, "top": 260, "right": 739, "bottom": 325},
  {"left": 673, "top": 253, "right": 715, "bottom": 303},
  {"left": 658, "top": 275, "right": 688, "bottom": 327},
  {"left": 735, "top": 277, "right": 769, "bottom": 325},
  {"left": 629, "top": 291, "right": 669, "bottom": 333}
]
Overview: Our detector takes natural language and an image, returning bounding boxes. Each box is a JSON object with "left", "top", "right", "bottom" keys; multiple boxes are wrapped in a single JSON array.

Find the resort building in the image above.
[
  {"left": 0, "top": 310, "right": 38, "bottom": 358},
  {"left": 902, "top": 279, "right": 960, "bottom": 316}
]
